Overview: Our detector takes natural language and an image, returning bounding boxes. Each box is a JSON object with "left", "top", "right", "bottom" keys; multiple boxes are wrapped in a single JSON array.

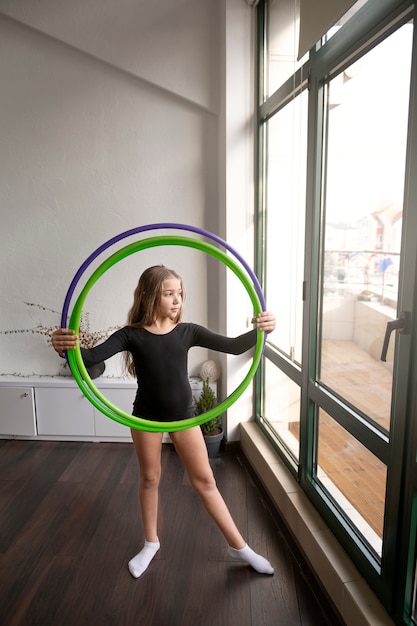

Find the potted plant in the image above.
[
  {"left": 0, "top": 303, "right": 120, "bottom": 379},
  {"left": 194, "top": 378, "right": 224, "bottom": 457}
]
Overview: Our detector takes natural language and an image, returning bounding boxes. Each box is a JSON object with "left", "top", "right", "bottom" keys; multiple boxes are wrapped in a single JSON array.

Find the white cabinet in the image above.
[
  {"left": 35, "top": 387, "right": 95, "bottom": 437},
  {"left": 35, "top": 384, "right": 135, "bottom": 439},
  {"left": 0, "top": 387, "right": 37, "bottom": 436},
  {"left": 94, "top": 388, "right": 135, "bottom": 437},
  {"left": 0, "top": 376, "right": 212, "bottom": 441},
  {"left": 0, "top": 376, "right": 135, "bottom": 441}
]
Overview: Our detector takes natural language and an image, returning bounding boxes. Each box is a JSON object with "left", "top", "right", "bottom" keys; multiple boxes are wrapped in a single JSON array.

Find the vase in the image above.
[{"left": 203, "top": 429, "right": 224, "bottom": 458}]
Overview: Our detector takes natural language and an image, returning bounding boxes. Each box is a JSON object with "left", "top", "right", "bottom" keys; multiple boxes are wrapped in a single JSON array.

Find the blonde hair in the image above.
[{"left": 124, "top": 265, "right": 185, "bottom": 376}]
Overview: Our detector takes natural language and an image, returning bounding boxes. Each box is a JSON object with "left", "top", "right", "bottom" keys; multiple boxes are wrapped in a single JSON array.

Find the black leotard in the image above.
[{"left": 81, "top": 323, "right": 257, "bottom": 421}]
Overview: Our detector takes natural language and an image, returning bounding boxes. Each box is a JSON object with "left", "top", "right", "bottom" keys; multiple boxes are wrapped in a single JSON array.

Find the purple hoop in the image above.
[{"left": 61, "top": 223, "right": 266, "bottom": 328}]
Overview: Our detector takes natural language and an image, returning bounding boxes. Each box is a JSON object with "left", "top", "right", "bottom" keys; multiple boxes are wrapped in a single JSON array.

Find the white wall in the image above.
[
  {"left": 0, "top": 0, "right": 257, "bottom": 439},
  {"left": 222, "top": 0, "right": 257, "bottom": 440}
]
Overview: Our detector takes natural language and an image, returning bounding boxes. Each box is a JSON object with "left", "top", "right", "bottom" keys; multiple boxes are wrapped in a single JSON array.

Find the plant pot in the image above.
[{"left": 203, "top": 428, "right": 224, "bottom": 458}]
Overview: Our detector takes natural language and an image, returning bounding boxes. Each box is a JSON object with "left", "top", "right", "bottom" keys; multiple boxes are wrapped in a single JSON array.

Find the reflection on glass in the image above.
[
  {"left": 316, "top": 409, "right": 386, "bottom": 554},
  {"left": 266, "top": 0, "right": 308, "bottom": 99},
  {"left": 324, "top": 0, "right": 368, "bottom": 44},
  {"left": 319, "top": 25, "right": 413, "bottom": 430},
  {"left": 262, "top": 359, "right": 300, "bottom": 461},
  {"left": 265, "top": 91, "right": 307, "bottom": 364}
]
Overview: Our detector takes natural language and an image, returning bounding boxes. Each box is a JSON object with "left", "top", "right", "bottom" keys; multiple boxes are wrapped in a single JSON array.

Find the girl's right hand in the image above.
[{"left": 51, "top": 328, "right": 79, "bottom": 357}]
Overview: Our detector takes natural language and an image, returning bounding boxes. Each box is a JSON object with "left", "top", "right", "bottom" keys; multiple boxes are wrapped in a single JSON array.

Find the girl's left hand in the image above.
[{"left": 252, "top": 312, "right": 276, "bottom": 334}]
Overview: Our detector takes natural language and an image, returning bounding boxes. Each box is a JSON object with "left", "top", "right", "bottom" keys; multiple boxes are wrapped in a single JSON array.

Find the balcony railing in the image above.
[{"left": 324, "top": 250, "right": 400, "bottom": 308}]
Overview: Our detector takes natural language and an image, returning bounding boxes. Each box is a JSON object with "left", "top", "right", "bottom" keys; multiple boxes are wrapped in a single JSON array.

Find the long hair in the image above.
[{"left": 124, "top": 265, "right": 185, "bottom": 376}]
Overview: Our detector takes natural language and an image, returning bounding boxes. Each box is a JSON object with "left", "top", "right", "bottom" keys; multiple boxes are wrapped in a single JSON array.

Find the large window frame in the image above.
[{"left": 255, "top": 0, "right": 417, "bottom": 621}]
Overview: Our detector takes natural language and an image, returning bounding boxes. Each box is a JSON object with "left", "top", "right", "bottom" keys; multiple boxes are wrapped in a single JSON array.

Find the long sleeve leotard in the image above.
[{"left": 80, "top": 323, "right": 257, "bottom": 422}]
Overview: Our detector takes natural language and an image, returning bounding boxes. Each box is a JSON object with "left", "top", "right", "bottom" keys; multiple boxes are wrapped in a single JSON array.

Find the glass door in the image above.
[
  {"left": 313, "top": 21, "right": 413, "bottom": 557},
  {"left": 261, "top": 90, "right": 308, "bottom": 464},
  {"left": 402, "top": 376, "right": 417, "bottom": 623},
  {"left": 410, "top": 497, "right": 417, "bottom": 623}
]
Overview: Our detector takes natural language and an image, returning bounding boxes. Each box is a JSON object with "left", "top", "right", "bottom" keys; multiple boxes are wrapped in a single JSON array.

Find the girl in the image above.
[{"left": 51, "top": 265, "right": 276, "bottom": 579}]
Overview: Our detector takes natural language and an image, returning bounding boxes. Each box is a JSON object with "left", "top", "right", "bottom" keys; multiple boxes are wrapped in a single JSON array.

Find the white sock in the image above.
[
  {"left": 228, "top": 544, "right": 274, "bottom": 575},
  {"left": 128, "top": 540, "right": 160, "bottom": 579}
]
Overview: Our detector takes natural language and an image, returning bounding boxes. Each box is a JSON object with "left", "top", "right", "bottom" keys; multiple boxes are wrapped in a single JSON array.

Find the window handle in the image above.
[{"left": 380, "top": 311, "right": 409, "bottom": 362}]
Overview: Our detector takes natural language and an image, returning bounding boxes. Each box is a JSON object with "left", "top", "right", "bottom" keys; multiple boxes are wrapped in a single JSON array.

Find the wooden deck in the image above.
[
  {"left": 284, "top": 340, "right": 389, "bottom": 542},
  {"left": 319, "top": 340, "right": 391, "bottom": 540},
  {"left": 321, "top": 339, "right": 392, "bottom": 430}
]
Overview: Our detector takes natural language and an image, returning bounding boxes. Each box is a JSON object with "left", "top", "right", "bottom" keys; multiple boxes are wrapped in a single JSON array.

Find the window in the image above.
[
  {"left": 319, "top": 26, "right": 412, "bottom": 434},
  {"left": 256, "top": 0, "right": 417, "bottom": 619},
  {"left": 265, "top": 0, "right": 308, "bottom": 99},
  {"left": 265, "top": 91, "right": 307, "bottom": 366}
]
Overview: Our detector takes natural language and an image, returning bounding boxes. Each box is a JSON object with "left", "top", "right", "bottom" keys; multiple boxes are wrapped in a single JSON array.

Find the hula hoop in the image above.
[
  {"left": 61, "top": 223, "right": 266, "bottom": 328},
  {"left": 66, "top": 235, "right": 264, "bottom": 432}
]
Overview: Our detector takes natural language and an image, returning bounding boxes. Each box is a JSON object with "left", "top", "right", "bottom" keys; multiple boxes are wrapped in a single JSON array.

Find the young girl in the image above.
[{"left": 51, "top": 265, "right": 276, "bottom": 579}]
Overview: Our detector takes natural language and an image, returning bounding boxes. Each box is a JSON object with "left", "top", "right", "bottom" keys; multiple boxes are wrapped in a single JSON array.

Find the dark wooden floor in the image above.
[{"left": 0, "top": 439, "right": 344, "bottom": 626}]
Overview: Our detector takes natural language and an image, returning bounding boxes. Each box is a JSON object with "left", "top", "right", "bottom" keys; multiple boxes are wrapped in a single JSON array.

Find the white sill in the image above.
[{"left": 239, "top": 422, "right": 394, "bottom": 626}]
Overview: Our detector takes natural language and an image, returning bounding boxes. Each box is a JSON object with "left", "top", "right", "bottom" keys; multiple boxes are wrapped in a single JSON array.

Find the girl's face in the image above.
[{"left": 157, "top": 278, "right": 183, "bottom": 320}]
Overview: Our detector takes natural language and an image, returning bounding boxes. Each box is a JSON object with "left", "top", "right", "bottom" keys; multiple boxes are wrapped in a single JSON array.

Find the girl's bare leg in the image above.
[
  {"left": 170, "top": 426, "right": 274, "bottom": 574},
  {"left": 128, "top": 429, "right": 163, "bottom": 578},
  {"left": 170, "top": 426, "right": 245, "bottom": 547}
]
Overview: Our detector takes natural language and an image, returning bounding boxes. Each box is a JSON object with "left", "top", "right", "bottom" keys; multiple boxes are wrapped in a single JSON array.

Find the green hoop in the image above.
[{"left": 67, "top": 235, "right": 264, "bottom": 432}]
